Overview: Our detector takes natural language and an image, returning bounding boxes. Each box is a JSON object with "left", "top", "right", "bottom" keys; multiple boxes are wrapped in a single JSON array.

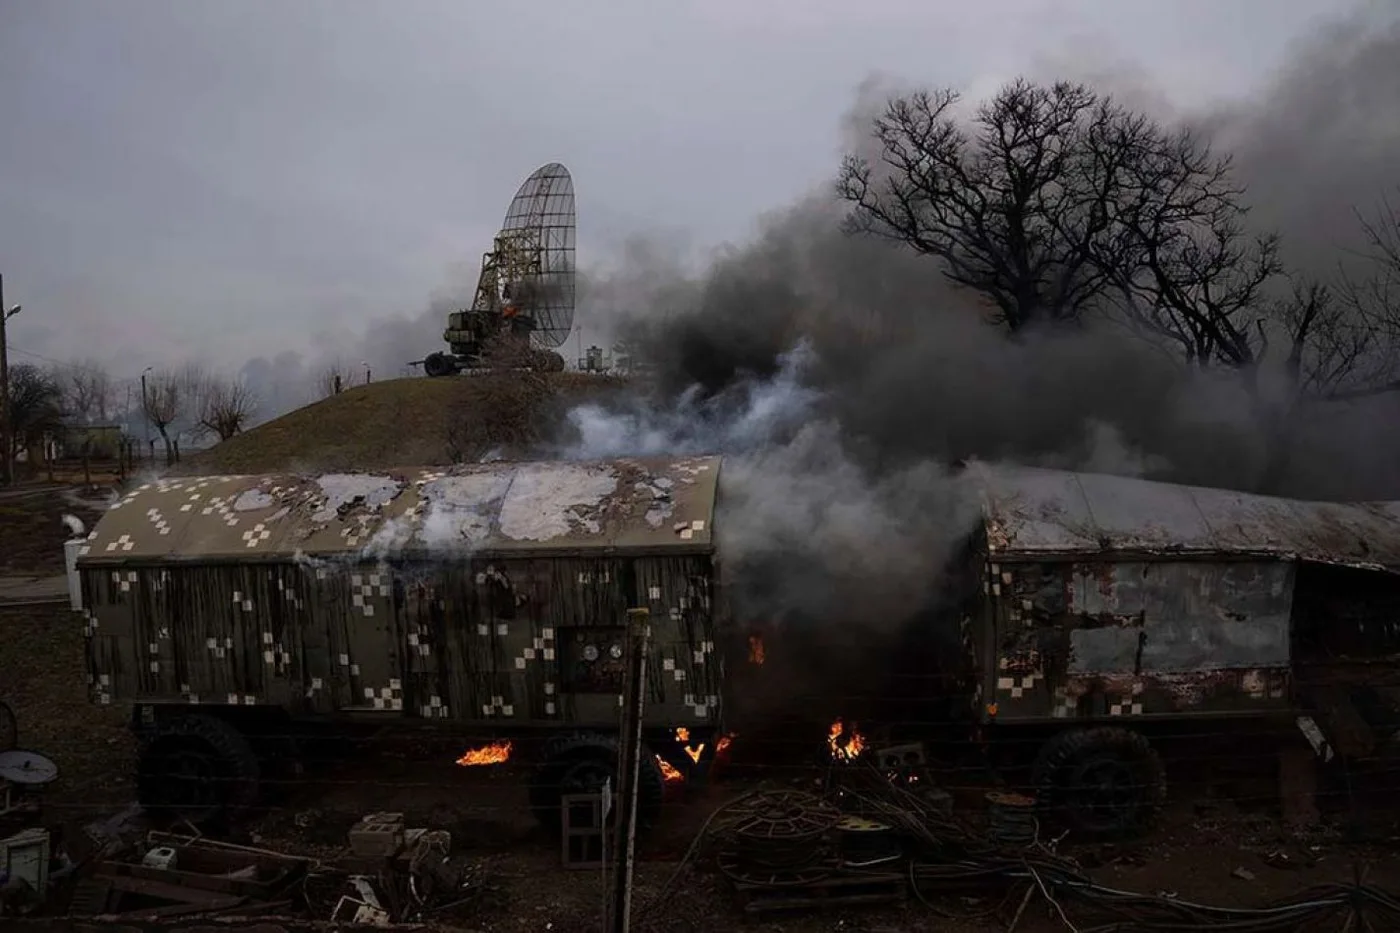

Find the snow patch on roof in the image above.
[
  {"left": 498, "top": 463, "right": 619, "bottom": 541},
  {"left": 312, "top": 474, "right": 404, "bottom": 523}
]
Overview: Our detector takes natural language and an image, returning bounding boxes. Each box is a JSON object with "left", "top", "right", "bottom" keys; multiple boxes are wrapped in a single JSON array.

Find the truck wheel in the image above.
[
  {"left": 1031, "top": 727, "right": 1165, "bottom": 839},
  {"left": 528, "top": 732, "right": 665, "bottom": 836},
  {"left": 423, "top": 353, "right": 456, "bottom": 378},
  {"left": 136, "top": 714, "right": 261, "bottom": 826}
]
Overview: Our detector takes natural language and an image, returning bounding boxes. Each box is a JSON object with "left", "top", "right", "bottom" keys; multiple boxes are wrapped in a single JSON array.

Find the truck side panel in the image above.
[
  {"left": 82, "top": 552, "right": 722, "bottom": 731},
  {"left": 982, "top": 559, "right": 1294, "bottom": 724}
]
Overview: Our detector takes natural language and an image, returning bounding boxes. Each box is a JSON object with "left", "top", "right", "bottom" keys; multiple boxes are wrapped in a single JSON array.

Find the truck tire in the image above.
[
  {"left": 528, "top": 732, "right": 665, "bottom": 836},
  {"left": 1031, "top": 726, "right": 1165, "bottom": 839},
  {"left": 136, "top": 713, "right": 261, "bottom": 826},
  {"left": 423, "top": 353, "right": 456, "bottom": 378}
]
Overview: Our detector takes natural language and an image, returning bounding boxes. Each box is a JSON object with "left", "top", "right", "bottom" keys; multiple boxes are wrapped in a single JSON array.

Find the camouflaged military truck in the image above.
[
  {"left": 947, "top": 461, "right": 1400, "bottom": 837},
  {"left": 70, "top": 455, "right": 727, "bottom": 830}
]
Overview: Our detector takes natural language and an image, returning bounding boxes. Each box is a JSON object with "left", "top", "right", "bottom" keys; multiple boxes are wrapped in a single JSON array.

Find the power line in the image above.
[{"left": 5, "top": 345, "right": 67, "bottom": 367}]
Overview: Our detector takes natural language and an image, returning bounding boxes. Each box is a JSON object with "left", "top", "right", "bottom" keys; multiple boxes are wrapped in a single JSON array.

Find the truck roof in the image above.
[
  {"left": 966, "top": 460, "right": 1400, "bottom": 570},
  {"left": 77, "top": 455, "right": 720, "bottom": 566}
]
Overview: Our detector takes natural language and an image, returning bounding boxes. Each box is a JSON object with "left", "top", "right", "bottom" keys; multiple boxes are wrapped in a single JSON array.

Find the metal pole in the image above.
[
  {"left": 607, "top": 607, "right": 650, "bottom": 933},
  {"left": 0, "top": 273, "right": 10, "bottom": 486},
  {"left": 140, "top": 369, "right": 150, "bottom": 456}
]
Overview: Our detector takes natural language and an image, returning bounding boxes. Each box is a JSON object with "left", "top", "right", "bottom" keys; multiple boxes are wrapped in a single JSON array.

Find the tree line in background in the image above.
[
  {"left": 3, "top": 351, "right": 378, "bottom": 473},
  {"left": 4, "top": 360, "right": 258, "bottom": 467},
  {"left": 837, "top": 79, "right": 1400, "bottom": 489}
]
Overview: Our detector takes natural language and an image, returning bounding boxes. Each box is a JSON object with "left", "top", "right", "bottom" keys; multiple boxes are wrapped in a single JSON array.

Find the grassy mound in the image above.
[{"left": 180, "top": 372, "right": 630, "bottom": 475}]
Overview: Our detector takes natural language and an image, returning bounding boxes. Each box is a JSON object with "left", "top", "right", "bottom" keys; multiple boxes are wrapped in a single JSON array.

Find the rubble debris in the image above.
[
  {"left": 630, "top": 760, "right": 1400, "bottom": 930},
  {"left": 0, "top": 827, "right": 50, "bottom": 915},
  {"left": 347, "top": 812, "right": 406, "bottom": 860},
  {"left": 70, "top": 831, "right": 312, "bottom": 920},
  {"left": 331, "top": 875, "right": 391, "bottom": 926}
]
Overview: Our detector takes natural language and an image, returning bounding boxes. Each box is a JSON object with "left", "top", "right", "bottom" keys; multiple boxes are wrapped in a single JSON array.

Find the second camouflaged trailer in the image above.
[
  {"left": 70, "top": 455, "right": 728, "bottom": 829},
  {"left": 952, "top": 461, "right": 1400, "bottom": 836}
]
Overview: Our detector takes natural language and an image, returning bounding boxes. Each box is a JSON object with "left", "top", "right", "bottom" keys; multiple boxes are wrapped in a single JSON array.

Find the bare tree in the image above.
[
  {"left": 189, "top": 371, "right": 258, "bottom": 442},
  {"left": 55, "top": 358, "right": 114, "bottom": 424},
  {"left": 141, "top": 369, "right": 185, "bottom": 466},
  {"left": 1109, "top": 129, "right": 1283, "bottom": 372},
  {"left": 838, "top": 80, "right": 1178, "bottom": 331},
  {"left": 838, "top": 80, "right": 1400, "bottom": 493},
  {"left": 6, "top": 364, "right": 64, "bottom": 463}
]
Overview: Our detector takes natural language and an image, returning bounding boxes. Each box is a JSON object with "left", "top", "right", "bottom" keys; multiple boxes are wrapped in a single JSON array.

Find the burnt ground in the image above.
[{"left": 7, "top": 596, "right": 1400, "bottom": 932}]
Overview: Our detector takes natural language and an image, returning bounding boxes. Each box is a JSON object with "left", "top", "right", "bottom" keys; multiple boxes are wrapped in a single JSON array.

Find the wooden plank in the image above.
[
  {"left": 98, "top": 860, "right": 294, "bottom": 900},
  {"left": 93, "top": 870, "right": 241, "bottom": 907},
  {"left": 109, "top": 894, "right": 246, "bottom": 919}
]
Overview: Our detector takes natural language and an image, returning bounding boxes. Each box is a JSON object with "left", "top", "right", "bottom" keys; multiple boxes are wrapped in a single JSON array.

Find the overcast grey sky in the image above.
[{"left": 0, "top": 0, "right": 1346, "bottom": 384}]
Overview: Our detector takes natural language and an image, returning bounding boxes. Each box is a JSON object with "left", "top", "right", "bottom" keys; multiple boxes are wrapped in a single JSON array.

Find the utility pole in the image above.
[
  {"left": 0, "top": 274, "right": 21, "bottom": 486},
  {"left": 606, "top": 607, "right": 650, "bottom": 933},
  {"left": 140, "top": 366, "right": 152, "bottom": 460}
]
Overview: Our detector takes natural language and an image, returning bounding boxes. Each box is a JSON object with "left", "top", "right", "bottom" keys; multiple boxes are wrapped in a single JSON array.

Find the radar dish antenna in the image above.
[
  {"left": 420, "top": 163, "right": 576, "bottom": 376},
  {"left": 481, "top": 162, "right": 575, "bottom": 350}
]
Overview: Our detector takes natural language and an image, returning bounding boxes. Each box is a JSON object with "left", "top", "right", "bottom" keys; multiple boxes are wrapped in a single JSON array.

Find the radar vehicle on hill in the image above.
[{"left": 419, "top": 163, "right": 576, "bottom": 376}]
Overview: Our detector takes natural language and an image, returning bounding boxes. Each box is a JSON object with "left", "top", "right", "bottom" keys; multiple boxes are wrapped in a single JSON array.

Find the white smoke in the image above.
[
  {"left": 555, "top": 340, "right": 982, "bottom": 627},
  {"left": 564, "top": 342, "right": 825, "bottom": 458}
]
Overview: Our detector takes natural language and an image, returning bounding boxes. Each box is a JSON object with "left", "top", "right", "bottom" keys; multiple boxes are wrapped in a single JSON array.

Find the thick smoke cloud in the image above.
[
  {"left": 574, "top": 5, "right": 1400, "bottom": 502},
  {"left": 559, "top": 342, "right": 981, "bottom": 628},
  {"left": 528, "top": 6, "right": 1400, "bottom": 719},
  {"left": 232, "top": 7, "right": 1400, "bottom": 669}
]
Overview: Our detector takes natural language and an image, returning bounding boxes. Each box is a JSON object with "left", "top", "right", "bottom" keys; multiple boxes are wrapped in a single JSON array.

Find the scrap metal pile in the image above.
[
  {"left": 0, "top": 806, "right": 493, "bottom": 925},
  {"left": 644, "top": 760, "right": 1400, "bottom": 931}
]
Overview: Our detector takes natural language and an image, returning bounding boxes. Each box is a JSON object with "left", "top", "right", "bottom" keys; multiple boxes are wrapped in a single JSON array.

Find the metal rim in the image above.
[
  {"left": 1065, "top": 754, "right": 1142, "bottom": 833},
  {"left": 730, "top": 790, "right": 841, "bottom": 842},
  {"left": 716, "top": 851, "right": 831, "bottom": 887},
  {"left": 558, "top": 756, "right": 615, "bottom": 798},
  {"left": 147, "top": 741, "right": 224, "bottom": 815}
]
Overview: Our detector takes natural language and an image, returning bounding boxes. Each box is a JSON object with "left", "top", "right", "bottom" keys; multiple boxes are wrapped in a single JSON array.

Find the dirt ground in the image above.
[{"left": 0, "top": 480, "right": 110, "bottom": 575}]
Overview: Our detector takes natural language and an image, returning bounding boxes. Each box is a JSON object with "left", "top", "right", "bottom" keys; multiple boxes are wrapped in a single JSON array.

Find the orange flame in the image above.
[
  {"left": 748, "top": 635, "right": 765, "bottom": 665},
  {"left": 656, "top": 755, "right": 684, "bottom": 783},
  {"left": 716, "top": 734, "right": 734, "bottom": 755},
  {"left": 456, "top": 740, "right": 513, "bottom": 766},
  {"left": 827, "top": 718, "right": 865, "bottom": 762},
  {"left": 674, "top": 726, "right": 705, "bottom": 763}
]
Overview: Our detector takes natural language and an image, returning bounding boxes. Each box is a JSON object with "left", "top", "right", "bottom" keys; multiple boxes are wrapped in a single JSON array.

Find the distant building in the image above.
[{"left": 56, "top": 424, "right": 125, "bottom": 460}]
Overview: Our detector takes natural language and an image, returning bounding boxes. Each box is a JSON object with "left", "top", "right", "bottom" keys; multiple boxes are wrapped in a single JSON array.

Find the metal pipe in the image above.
[
  {"left": 0, "top": 274, "right": 11, "bottom": 485},
  {"left": 607, "top": 607, "right": 650, "bottom": 933}
]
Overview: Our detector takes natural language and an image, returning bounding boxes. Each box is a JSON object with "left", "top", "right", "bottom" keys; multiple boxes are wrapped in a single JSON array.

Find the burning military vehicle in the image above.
[
  {"left": 68, "top": 456, "right": 1400, "bottom": 837},
  {"left": 70, "top": 457, "right": 726, "bottom": 831}
]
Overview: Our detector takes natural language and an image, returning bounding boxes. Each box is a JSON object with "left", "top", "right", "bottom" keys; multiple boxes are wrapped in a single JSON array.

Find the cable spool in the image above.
[
  {"left": 835, "top": 816, "right": 902, "bottom": 867},
  {"left": 986, "top": 791, "right": 1038, "bottom": 847},
  {"left": 720, "top": 790, "right": 840, "bottom": 883}
]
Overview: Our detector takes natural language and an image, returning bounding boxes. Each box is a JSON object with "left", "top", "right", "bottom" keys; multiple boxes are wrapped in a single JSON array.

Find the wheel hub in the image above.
[{"left": 1066, "top": 755, "right": 1139, "bottom": 831}]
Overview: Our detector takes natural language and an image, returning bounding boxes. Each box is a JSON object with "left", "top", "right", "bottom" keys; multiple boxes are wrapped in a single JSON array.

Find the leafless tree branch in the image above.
[{"left": 189, "top": 371, "right": 258, "bottom": 442}]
